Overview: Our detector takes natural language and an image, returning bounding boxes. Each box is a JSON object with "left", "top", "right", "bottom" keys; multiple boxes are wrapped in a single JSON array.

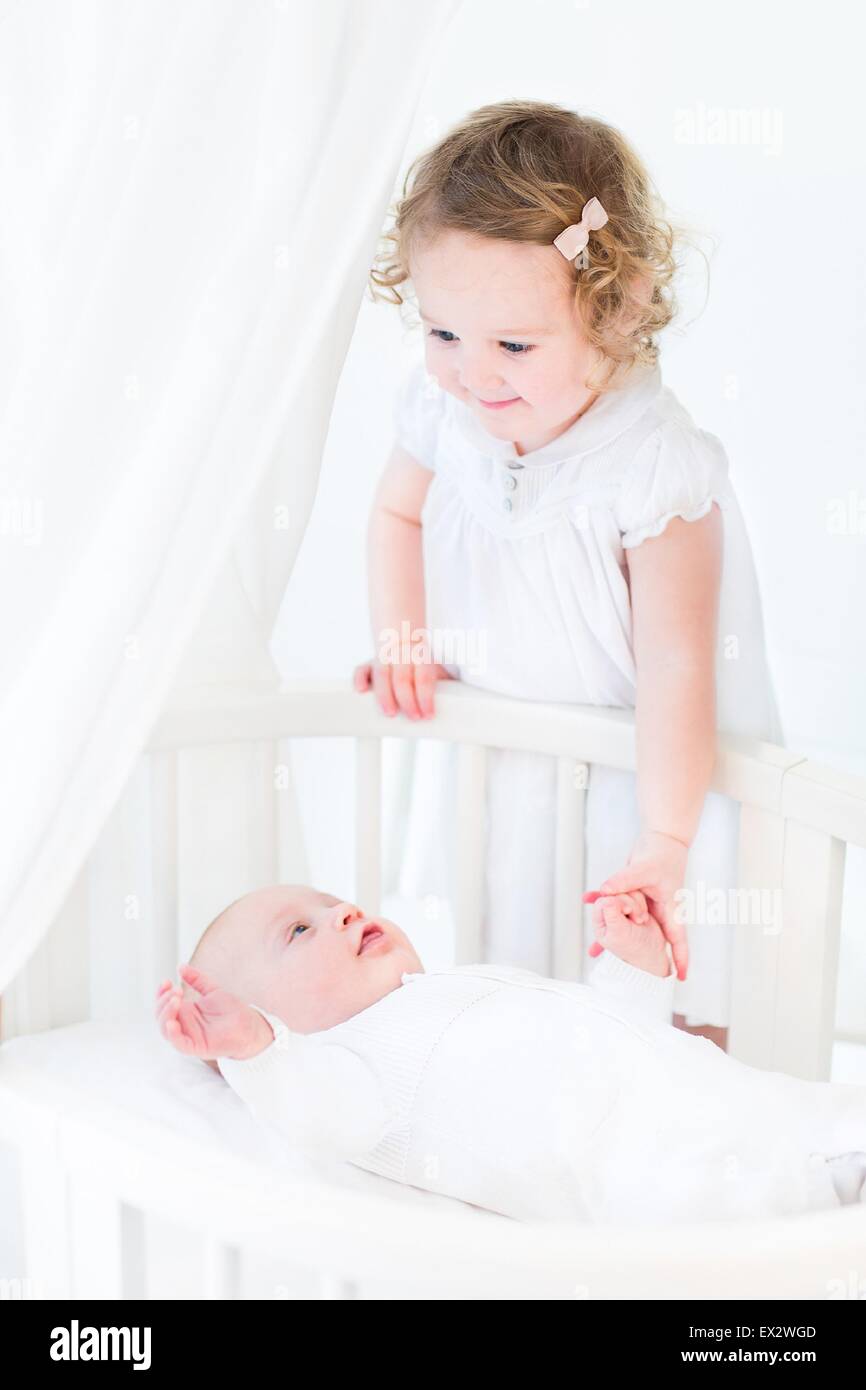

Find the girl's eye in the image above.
[
  {"left": 289, "top": 922, "right": 310, "bottom": 942},
  {"left": 427, "top": 328, "right": 535, "bottom": 355}
]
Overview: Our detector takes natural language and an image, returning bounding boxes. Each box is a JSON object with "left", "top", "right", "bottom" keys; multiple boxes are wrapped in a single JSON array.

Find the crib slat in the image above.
[
  {"left": 454, "top": 743, "right": 486, "bottom": 963},
  {"left": 20, "top": 1134, "right": 73, "bottom": 1297},
  {"left": 729, "top": 804, "right": 786, "bottom": 1069},
  {"left": 553, "top": 758, "right": 587, "bottom": 981},
  {"left": 177, "top": 742, "right": 280, "bottom": 962},
  {"left": 776, "top": 821, "right": 845, "bottom": 1081},
  {"left": 69, "top": 1175, "right": 125, "bottom": 1297},
  {"left": 355, "top": 738, "right": 382, "bottom": 912},
  {"left": 203, "top": 1237, "right": 241, "bottom": 1299},
  {"left": 146, "top": 749, "right": 180, "bottom": 992}
]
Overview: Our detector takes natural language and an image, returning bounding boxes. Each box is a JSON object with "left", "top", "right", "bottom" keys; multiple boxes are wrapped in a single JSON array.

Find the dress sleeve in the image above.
[
  {"left": 615, "top": 420, "right": 730, "bottom": 550},
  {"left": 392, "top": 360, "right": 445, "bottom": 472},
  {"left": 588, "top": 950, "right": 675, "bottom": 1026},
  {"left": 217, "top": 1007, "right": 395, "bottom": 1162}
]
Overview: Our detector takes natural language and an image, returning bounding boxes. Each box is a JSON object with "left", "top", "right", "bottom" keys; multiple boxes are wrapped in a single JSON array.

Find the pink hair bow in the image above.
[{"left": 552, "top": 196, "right": 608, "bottom": 268}]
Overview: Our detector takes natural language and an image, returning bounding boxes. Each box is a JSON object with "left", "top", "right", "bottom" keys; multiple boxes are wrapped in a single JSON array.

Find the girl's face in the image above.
[{"left": 409, "top": 228, "right": 605, "bottom": 456}]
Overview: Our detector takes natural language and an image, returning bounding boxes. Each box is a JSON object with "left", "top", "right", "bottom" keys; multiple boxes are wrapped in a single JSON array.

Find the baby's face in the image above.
[
  {"left": 409, "top": 228, "right": 603, "bottom": 455},
  {"left": 196, "top": 885, "right": 423, "bottom": 1033}
]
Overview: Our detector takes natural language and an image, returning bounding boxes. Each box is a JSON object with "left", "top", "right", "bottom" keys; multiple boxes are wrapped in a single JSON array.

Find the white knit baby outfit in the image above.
[
  {"left": 218, "top": 952, "right": 865, "bottom": 1226},
  {"left": 390, "top": 358, "right": 784, "bottom": 1029}
]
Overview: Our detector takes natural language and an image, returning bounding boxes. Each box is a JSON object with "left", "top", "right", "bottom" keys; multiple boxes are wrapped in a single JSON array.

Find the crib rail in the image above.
[{"left": 2, "top": 1057, "right": 865, "bottom": 1301}]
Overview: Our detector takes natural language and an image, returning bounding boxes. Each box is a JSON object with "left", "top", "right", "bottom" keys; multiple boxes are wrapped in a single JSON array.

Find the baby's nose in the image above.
[{"left": 332, "top": 902, "right": 364, "bottom": 930}]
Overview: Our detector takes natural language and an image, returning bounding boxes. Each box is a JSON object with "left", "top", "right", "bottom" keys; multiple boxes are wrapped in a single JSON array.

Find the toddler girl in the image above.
[{"left": 354, "top": 100, "right": 782, "bottom": 1048}]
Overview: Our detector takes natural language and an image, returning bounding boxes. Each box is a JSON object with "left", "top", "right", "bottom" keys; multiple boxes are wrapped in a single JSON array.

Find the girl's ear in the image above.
[{"left": 617, "top": 272, "right": 654, "bottom": 338}]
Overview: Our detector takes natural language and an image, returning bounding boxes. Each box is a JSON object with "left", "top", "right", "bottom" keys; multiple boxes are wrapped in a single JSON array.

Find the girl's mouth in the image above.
[{"left": 479, "top": 397, "right": 520, "bottom": 410}]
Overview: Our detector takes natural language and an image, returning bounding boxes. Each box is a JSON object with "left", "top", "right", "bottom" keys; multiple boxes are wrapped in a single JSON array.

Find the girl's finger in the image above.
[
  {"left": 371, "top": 663, "right": 398, "bottom": 718},
  {"left": 653, "top": 904, "right": 689, "bottom": 980},
  {"left": 413, "top": 664, "right": 438, "bottom": 719},
  {"left": 392, "top": 667, "right": 422, "bottom": 721},
  {"left": 353, "top": 663, "right": 373, "bottom": 692}
]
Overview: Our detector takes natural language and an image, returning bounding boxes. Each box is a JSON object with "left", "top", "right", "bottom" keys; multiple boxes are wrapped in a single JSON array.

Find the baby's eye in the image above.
[{"left": 289, "top": 922, "right": 310, "bottom": 942}]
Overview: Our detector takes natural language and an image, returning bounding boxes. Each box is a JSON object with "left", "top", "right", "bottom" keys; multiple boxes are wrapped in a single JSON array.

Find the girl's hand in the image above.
[
  {"left": 353, "top": 657, "right": 453, "bottom": 720},
  {"left": 155, "top": 965, "right": 274, "bottom": 1062},
  {"left": 583, "top": 829, "right": 690, "bottom": 981},
  {"left": 589, "top": 893, "right": 672, "bottom": 979}
]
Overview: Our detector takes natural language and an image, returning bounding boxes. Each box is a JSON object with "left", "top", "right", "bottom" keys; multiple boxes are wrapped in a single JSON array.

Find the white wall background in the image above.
[{"left": 271, "top": 0, "right": 866, "bottom": 1032}]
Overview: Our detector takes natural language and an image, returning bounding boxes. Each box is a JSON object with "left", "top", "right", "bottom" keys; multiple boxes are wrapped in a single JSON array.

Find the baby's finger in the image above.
[
  {"left": 178, "top": 963, "right": 221, "bottom": 996},
  {"left": 155, "top": 986, "right": 181, "bottom": 1023},
  {"left": 613, "top": 890, "right": 649, "bottom": 924},
  {"left": 157, "top": 988, "right": 184, "bottom": 1028},
  {"left": 599, "top": 897, "right": 631, "bottom": 931},
  {"left": 163, "top": 1012, "right": 196, "bottom": 1053},
  {"left": 352, "top": 662, "right": 373, "bottom": 693},
  {"left": 157, "top": 996, "right": 181, "bottom": 1041}
]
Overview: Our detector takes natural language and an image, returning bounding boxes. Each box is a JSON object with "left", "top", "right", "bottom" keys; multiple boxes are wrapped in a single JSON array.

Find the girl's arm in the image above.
[
  {"left": 591, "top": 504, "right": 723, "bottom": 979},
  {"left": 626, "top": 503, "right": 723, "bottom": 846},
  {"left": 355, "top": 444, "right": 450, "bottom": 719},
  {"left": 367, "top": 443, "right": 432, "bottom": 656}
]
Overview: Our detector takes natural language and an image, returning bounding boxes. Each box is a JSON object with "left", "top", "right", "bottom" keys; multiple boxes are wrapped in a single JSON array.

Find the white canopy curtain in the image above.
[{"left": 0, "top": 0, "right": 461, "bottom": 994}]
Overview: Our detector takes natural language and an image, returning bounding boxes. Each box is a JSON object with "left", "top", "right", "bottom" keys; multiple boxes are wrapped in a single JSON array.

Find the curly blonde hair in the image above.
[{"left": 369, "top": 100, "right": 704, "bottom": 393}]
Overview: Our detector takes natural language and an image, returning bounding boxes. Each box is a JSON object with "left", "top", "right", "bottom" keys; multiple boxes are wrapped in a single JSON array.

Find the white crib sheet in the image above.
[{"left": 0, "top": 1012, "right": 507, "bottom": 1224}]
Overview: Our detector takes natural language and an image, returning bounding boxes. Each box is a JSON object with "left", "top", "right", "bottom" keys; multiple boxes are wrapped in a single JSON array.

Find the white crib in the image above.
[{"left": 1, "top": 680, "right": 865, "bottom": 1300}]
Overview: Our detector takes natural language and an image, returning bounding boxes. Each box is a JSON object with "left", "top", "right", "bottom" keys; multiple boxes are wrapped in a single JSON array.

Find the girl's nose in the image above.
[{"left": 461, "top": 371, "right": 505, "bottom": 400}]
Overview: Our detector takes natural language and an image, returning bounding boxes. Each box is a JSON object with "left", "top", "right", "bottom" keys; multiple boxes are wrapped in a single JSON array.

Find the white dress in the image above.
[{"left": 390, "top": 357, "right": 784, "bottom": 1028}]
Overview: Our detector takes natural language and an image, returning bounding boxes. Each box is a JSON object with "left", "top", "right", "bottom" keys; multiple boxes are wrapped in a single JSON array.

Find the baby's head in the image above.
[
  {"left": 188, "top": 885, "right": 423, "bottom": 1033},
  {"left": 371, "top": 99, "right": 694, "bottom": 449}
]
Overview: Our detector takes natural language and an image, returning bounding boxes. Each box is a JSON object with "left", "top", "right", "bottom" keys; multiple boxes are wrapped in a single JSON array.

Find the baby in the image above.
[{"left": 156, "top": 886, "right": 866, "bottom": 1226}]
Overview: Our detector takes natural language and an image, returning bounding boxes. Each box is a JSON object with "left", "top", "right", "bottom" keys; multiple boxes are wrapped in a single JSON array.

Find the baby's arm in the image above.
[
  {"left": 586, "top": 894, "right": 676, "bottom": 1027},
  {"left": 156, "top": 967, "right": 393, "bottom": 1161}
]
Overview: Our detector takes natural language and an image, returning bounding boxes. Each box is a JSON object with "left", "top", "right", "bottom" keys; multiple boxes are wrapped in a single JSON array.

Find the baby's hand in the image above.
[
  {"left": 353, "top": 657, "right": 453, "bottom": 720},
  {"left": 587, "top": 892, "right": 672, "bottom": 979},
  {"left": 155, "top": 965, "right": 274, "bottom": 1062}
]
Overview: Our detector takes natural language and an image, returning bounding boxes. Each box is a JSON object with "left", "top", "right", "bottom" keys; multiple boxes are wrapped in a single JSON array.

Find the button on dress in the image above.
[{"left": 389, "top": 359, "right": 784, "bottom": 1028}]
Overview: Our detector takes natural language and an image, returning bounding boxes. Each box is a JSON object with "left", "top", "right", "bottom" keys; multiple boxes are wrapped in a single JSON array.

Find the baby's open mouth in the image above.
[{"left": 357, "top": 923, "right": 385, "bottom": 955}]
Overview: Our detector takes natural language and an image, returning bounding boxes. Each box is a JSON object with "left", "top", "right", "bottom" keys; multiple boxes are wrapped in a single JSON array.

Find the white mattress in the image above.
[{"left": 0, "top": 1011, "right": 507, "bottom": 1225}]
